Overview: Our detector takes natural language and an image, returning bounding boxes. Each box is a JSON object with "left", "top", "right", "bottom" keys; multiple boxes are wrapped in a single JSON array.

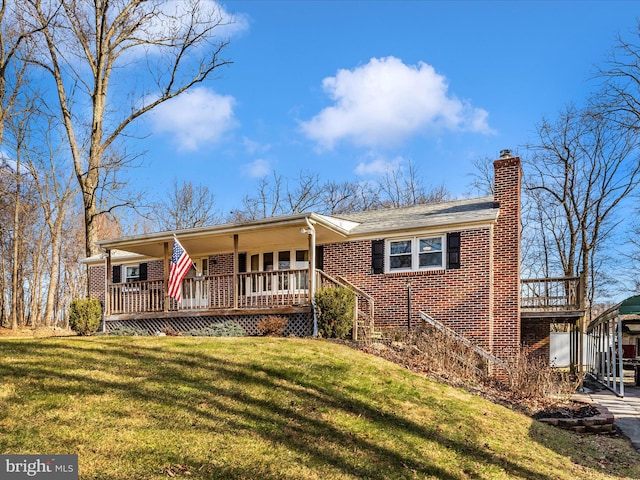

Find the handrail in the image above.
[
  {"left": 317, "top": 270, "right": 375, "bottom": 341},
  {"left": 419, "top": 311, "right": 509, "bottom": 372},
  {"left": 520, "top": 276, "right": 583, "bottom": 311},
  {"left": 109, "top": 269, "right": 312, "bottom": 314}
]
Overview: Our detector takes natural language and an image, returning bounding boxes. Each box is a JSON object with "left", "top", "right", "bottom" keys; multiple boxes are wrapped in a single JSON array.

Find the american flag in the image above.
[{"left": 168, "top": 237, "right": 194, "bottom": 302}]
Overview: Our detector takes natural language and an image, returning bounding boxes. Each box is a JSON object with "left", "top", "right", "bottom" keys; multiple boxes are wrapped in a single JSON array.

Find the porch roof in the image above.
[{"left": 92, "top": 212, "right": 359, "bottom": 260}]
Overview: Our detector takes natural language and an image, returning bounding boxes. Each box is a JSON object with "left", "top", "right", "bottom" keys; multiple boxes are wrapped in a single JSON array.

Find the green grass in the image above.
[{"left": 1, "top": 336, "right": 639, "bottom": 479}]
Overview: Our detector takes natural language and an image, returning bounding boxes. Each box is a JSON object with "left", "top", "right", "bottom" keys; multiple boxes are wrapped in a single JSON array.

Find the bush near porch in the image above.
[{"left": 314, "top": 286, "right": 355, "bottom": 339}]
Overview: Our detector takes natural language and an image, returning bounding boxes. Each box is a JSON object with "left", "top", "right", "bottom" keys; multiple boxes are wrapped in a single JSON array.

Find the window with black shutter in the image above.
[
  {"left": 139, "top": 263, "right": 148, "bottom": 281},
  {"left": 112, "top": 265, "right": 121, "bottom": 283},
  {"left": 238, "top": 253, "right": 247, "bottom": 273},
  {"left": 315, "top": 245, "right": 324, "bottom": 270},
  {"left": 372, "top": 240, "right": 385, "bottom": 274},
  {"left": 447, "top": 232, "right": 461, "bottom": 269}
]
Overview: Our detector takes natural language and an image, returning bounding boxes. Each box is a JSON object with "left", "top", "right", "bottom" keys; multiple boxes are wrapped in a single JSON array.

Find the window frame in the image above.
[
  {"left": 246, "top": 248, "right": 310, "bottom": 294},
  {"left": 385, "top": 234, "right": 446, "bottom": 273},
  {"left": 125, "top": 265, "right": 140, "bottom": 283}
]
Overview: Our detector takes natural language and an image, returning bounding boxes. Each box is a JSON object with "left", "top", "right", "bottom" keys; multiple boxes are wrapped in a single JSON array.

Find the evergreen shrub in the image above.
[
  {"left": 68, "top": 298, "right": 102, "bottom": 336},
  {"left": 183, "top": 321, "right": 246, "bottom": 337},
  {"left": 314, "top": 286, "right": 355, "bottom": 339}
]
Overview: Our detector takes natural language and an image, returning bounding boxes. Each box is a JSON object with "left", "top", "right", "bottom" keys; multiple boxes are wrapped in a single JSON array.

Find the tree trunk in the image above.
[{"left": 10, "top": 156, "right": 20, "bottom": 331}]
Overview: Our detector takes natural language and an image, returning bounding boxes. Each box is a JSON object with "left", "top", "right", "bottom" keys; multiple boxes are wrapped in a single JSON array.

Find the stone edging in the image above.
[{"left": 537, "top": 404, "right": 615, "bottom": 433}]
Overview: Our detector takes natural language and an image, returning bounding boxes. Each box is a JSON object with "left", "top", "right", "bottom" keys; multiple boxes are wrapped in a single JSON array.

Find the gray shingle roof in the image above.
[{"left": 334, "top": 196, "right": 498, "bottom": 236}]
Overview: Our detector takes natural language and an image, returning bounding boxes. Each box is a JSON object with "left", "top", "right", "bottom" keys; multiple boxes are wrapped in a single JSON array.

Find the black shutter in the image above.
[
  {"left": 238, "top": 253, "right": 247, "bottom": 273},
  {"left": 139, "top": 263, "right": 147, "bottom": 281},
  {"left": 447, "top": 232, "right": 461, "bottom": 269},
  {"left": 112, "top": 265, "right": 121, "bottom": 283},
  {"left": 315, "top": 245, "right": 324, "bottom": 270},
  {"left": 372, "top": 240, "right": 385, "bottom": 274}
]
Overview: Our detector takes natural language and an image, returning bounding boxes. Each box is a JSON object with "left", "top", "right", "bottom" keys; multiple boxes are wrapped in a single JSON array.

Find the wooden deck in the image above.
[{"left": 520, "top": 276, "right": 584, "bottom": 318}]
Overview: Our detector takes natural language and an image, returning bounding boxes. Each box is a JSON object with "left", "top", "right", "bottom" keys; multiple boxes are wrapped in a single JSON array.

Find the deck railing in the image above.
[
  {"left": 520, "top": 276, "right": 583, "bottom": 312},
  {"left": 108, "top": 269, "right": 311, "bottom": 315},
  {"left": 238, "top": 270, "right": 310, "bottom": 308},
  {"left": 109, "top": 279, "right": 165, "bottom": 314}
]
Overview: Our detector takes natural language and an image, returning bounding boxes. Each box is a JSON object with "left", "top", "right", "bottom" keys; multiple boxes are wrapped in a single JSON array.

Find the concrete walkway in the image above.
[{"left": 574, "top": 378, "right": 640, "bottom": 451}]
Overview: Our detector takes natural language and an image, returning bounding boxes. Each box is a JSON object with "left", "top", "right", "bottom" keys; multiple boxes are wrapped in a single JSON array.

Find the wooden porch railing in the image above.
[
  {"left": 108, "top": 269, "right": 312, "bottom": 315},
  {"left": 520, "top": 276, "right": 583, "bottom": 312},
  {"left": 237, "top": 270, "right": 310, "bottom": 308}
]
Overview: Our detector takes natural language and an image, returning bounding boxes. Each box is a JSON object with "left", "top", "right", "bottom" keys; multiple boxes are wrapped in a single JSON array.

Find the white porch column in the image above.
[
  {"left": 233, "top": 234, "right": 239, "bottom": 309},
  {"left": 163, "top": 241, "right": 170, "bottom": 312},
  {"left": 304, "top": 218, "right": 317, "bottom": 336},
  {"left": 104, "top": 250, "right": 111, "bottom": 332}
]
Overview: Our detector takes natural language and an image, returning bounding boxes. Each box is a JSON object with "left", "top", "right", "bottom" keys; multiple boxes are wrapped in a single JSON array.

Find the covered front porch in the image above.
[{"left": 93, "top": 213, "right": 369, "bottom": 335}]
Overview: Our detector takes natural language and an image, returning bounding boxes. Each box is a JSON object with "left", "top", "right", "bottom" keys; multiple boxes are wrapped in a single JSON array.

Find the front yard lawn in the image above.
[{"left": 1, "top": 336, "right": 639, "bottom": 479}]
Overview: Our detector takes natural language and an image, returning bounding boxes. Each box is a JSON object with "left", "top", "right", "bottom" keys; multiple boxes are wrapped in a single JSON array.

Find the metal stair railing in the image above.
[{"left": 419, "top": 311, "right": 509, "bottom": 374}]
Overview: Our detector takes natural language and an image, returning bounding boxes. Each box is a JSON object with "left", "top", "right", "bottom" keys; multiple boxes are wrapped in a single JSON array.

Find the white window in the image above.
[
  {"left": 246, "top": 249, "right": 310, "bottom": 294},
  {"left": 387, "top": 235, "right": 444, "bottom": 272},
  {"left": 125, "top": 265, "right": 140, "bottom": 282}
]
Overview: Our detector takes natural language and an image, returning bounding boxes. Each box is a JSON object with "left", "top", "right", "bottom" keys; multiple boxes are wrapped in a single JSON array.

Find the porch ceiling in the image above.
[{"left": 98, "top": 215, "right": 350, "bottom": 259}]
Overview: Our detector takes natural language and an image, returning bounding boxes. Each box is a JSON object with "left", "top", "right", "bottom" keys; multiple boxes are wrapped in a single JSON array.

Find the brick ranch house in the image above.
[{"left": 84, "top": 151, "right": 582, "bottom": 365}]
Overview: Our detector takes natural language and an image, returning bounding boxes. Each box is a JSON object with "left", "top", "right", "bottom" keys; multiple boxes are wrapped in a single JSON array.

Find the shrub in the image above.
[
  {"left": 109, "top": 326, "right": 149, "bottom": 336},
  {"left": 183, "top": 321, "right": 246, "bottom": 337},
  {"left": 160, "top": 326, "right": 181, "bottom": 336},
  {"left": 68, "top": 298, "right": 102, "bottom": 336},
  {"left": 314, "top": 286, "right": 355, "bottom": 339},
  {"left": 257, "top": 316, "right": 288, "bottom": 336}
]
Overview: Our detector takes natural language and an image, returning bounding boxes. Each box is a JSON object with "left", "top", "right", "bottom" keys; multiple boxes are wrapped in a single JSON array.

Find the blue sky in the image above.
[{"left": 133, "top": 1, "right": 640, "bottom": 217}]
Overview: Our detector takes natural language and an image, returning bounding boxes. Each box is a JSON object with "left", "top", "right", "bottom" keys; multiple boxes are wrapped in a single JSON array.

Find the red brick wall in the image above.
[
  {"left": 521, "top": 318, "right": 551, "bottom": 362},
  {"left": 89, "top": 265, "right": 106, "bottom": 306},
  {"left": 211, "top": 254, "right": 234, "bottom": 275},
  {"left": 323, "top": 228, "right": 493, "bottom": 351},
  {"left": 492, "top": 156, "right": 522, "bottom": 361},
  {"left": 323, "top": 155, "right": 522, "bottom": 363},
  {"left": 147, "top": 260, "right": 164, "bottom": 281}
]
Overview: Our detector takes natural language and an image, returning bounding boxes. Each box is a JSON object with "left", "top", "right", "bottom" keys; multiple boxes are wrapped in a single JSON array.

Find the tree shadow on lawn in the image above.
[
  {"left": 527, "top": 408, "right": 640, "bottom": 479},
  {"left": 0, "top": 338, "right": 596, "bottom": 479}
]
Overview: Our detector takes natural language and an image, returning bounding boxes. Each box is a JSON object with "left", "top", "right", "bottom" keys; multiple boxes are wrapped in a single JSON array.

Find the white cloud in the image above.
[
  {"left": 355, "top": 155, "right": 403, "bottom": 176},
  {"left": 150, "top": 87, "right": 237, "bottom": 151},
  {"left": 300, "top": 56, "right": 492, "bottom": 149},
  {"left": 242, "top": 158, "right": 271, "bottom": 178},
  {"left": 140, "top": 1, "right": 249, "bottom": 51},
  {"left": 242, "top": 137, "right": 271, "bottom": 155}
]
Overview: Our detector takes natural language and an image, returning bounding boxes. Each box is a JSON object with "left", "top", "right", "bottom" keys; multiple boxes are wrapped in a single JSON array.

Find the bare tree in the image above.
[
  {"left": 321, "top": 180, "right": 369, "bottom": 214},
  {"left": 25, "top": 0, "right": 233, "bottom": 257},
  {"left": 153, "top": 179, "right": 221, "bottom": 230},
  {"left": 467, "top": 156, "right": 495, "bottom": 197},
  {"left": 379, "top": 160, "right": 450, "bottom": 208},
  {"left": 24, "top": 116, "right": 77, "bottom": 326},
  {"left": 525, "top": 103, "right": 640, "bottom": 307}
]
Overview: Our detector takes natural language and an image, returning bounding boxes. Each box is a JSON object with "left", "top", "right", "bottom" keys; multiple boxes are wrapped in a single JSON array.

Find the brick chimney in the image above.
[{"left": 492, "top": 149, "right": 522, "bottom": 362}]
